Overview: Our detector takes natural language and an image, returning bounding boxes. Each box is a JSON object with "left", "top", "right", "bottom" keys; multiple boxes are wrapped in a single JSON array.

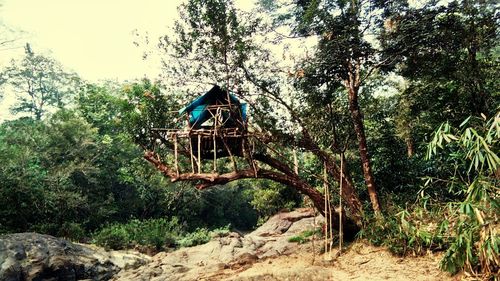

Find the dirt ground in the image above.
[
  {"left": 114, "top": 209, "right": 456, "bottom": 281},
  {"left": 206, "top": 241, "right": 453, "bottom": 281}
]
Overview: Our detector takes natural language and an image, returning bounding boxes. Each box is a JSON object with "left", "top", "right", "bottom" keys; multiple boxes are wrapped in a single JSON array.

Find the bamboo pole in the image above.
[
  {"left": 213, "top": 132, "right": 217, "bottom": 172},
  {"left": 323, "top": 162, "right": 328, "bottom": 258},
  {"left": 250, "top": 137, "right": 257, "bottom": 177},
  {"left": 339, "top": 153, "right": 344, "bottom": 253},
  {"left": 311, "top": 199, "right": 317, "bottom": 265},
  {"left": 197, "top": 134, "right": 201, "bottom": 173},
  {"left": 293, "top": 149, "right": 299, "bottom": 174},
  {"left": 213, "top": 109, "right": 218, "bottom": 172},
  {"left": 174, "top": 133, "right": 179, "bottom": 176},
  {"left": 328, "top": 183, "right": 333, "bottom": 254},
  {"left": 222, "top": 135, "right": 237, "bottom": 171},
  {"left": 218, "top": 106, "right": 237, "bottom": 172},
  {"left": 189, "top": 135, "right": 195, "bottom": 173}
]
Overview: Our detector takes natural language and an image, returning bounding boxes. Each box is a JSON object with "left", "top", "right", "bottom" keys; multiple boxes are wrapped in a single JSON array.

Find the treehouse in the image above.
[
  {"left": 153, "top": 85, "right": 251, "bottom": 174},
  {"left": 179, "top": 85, "right": 247, "bottom": 131},
  {"left": 179, "top": 85, "right": 248, "bottom": 160}
]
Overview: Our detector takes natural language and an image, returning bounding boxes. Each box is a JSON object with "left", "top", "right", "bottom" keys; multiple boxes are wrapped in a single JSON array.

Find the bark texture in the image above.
[{"left": 346, "top": 62, "right": 381, "bottom": 214}]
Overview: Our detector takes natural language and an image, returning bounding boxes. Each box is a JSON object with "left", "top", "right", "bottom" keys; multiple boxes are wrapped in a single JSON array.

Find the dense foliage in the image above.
[
  {"left": 92, "top": 217, "right": 230, "bottom": 252},
  {"left": 0, "top": 78, "right": 289, "bottom": 239},
  {"left": 0, "top": 0, "right": 498, "bottom": 278}
]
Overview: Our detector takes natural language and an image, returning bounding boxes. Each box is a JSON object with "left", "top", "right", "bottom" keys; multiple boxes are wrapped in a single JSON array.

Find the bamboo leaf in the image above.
[
  {"left": 460, "top": 116, "right": 472, "bottom": 127},
  {"left": 474, "top": 208, "right": 484, "bottom": 225}
]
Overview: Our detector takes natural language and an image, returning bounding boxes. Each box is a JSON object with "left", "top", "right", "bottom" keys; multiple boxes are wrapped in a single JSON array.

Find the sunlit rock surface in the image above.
[
  {"left": 113, "top": 208, "right": 318, "bottom": 281},
  {"left": 0, "top": 233, "right": 149, "bottom": 281}
]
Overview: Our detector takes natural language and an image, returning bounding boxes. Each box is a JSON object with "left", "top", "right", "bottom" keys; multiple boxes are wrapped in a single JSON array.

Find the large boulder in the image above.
[
  {"left": 113, "top": 208, "right": 319, "bottom": 281},
  {"left": 0, "top": 233, "right": 149, "bottom": 281}
]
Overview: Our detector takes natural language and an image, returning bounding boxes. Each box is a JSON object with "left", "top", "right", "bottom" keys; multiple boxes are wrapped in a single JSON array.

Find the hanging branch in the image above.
[{"left": 145, "top": 150, "right": 327, "bottom": 218}]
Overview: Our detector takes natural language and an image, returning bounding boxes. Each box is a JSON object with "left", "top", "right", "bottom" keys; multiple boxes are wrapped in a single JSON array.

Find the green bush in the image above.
[
  {"left": 288, "top": 235, "right": 307, "bottom": 244},
  {"left": 288, "top": 228, "right": 322, "bottom": 244},
  {"left": 427, "top": 114, "right": 499, "bottom": 278},
  {"left": 358, "top": 208, "right": 448, "bottom": 256},
  {"left": 93, "top": 218, "right": 229, "bottom": 251},
  {"left": 129, "top": 218, "right": 181, "bottom": 249},
  {"left": 360, "top": 113, "right": 500, "bottom": 279},
  {"left": 210, "top": 225, "right": 231, "bottom": 238},
  {"left": 250, "top": 180, "right": 301, "bottom": 222},
  {"left": 93, "top": 225, "right": 130, "bottom": 250},
  {"left": 58, "top": 222, "right": 86, "bottom": 241},
  {"left": 93, "top": 217, "right": 182, "bottom": 250},
  {"left": 177, "top": 228, "right": 211, "bottom": 247}
]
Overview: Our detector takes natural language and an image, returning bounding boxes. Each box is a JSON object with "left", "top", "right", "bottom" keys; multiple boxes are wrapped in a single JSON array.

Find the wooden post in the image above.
[
  {"left": 251, "top": 137, "right": 257, "bottom": 177},
  {"left": 324, "top": 162, "right": 328, "bottom": 257},
  {"left": 293, "top": 149, "right": 299, "bottom": 175},
  {"left": 311, "top": 206, "right": 316, "bottom": 265},
  {"left": 339, "top": 153, "right": 343, "bottom": 253},
  {"left": 328, "top": 184, "right": 333, "bottom": 254},
  {"left": 323, "top": 161, "right": 333, "bottom": 259},
  {"left": 189, "top": 134, "right": 195, "bottom": 173},
  {"left": 174, "top": 133, "right": 179, "bottom": 176},
  {"left": 213, "top": 109, "right": 218, "bottom": 172},
  {"left": 213, "top": 132, "right": 217, "bottom": 172},
  {"left": 222, "top": 136, "right": 237, "bottom": 171},
  {"left": 197, "top": 134, "right": 201, "bottom": 173}
]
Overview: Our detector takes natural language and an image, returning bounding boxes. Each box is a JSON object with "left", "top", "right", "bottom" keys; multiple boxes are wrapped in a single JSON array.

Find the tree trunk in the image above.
[
  {"left": 406, "top": 136, "right": 415, "bottom": 158},
  {"left": 297, "top": 133, "right": 364, "bottom": 224},
  {"left": 143, "top": 150, "right": 360, "bottom": 237},
  {"left": 243, "top": 65, "right": 365, "bottom": 223},
  {"left": 347, "top": 84, "right": 381, "bottom": 214}
]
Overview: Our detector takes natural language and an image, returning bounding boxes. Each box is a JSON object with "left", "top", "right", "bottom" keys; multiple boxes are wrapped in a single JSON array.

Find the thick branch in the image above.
[
  {"left": 144, "top": 149, "right": 360, "bottom": 235},
  {"left": 144, "top": 150, "right": 323, "bottom": 212}
]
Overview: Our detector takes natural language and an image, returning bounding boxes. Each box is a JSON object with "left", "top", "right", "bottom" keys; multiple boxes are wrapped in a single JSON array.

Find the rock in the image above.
[
  {"left": 0, "top": 233, "right": 150, "bottom": 281},
  {"left": 250, "top": 208, "right": 315, "bottom": 237},
  {"left": 113, "top": 208, "right": 321, "bottom": 281}
]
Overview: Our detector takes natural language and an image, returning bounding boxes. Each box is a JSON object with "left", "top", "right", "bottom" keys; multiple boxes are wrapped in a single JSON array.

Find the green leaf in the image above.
[{"left": 459, "top": 116, "right": 472, "bottom": 127}]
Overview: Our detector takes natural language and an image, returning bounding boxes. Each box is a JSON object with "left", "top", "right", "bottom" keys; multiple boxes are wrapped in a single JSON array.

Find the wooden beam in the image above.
[
  {"left": 174, "top": 133, "right": 179, "bottom": 176},
  {"left": 339, "top": 153, "right": 344, "bottom": 252},
  {"left": 213, "top": 108, "right": 218, "bottom": 172},
  {"left": 189, "top": 135, "right": 195, "bottom": 173},
  {"left": 293, "top": 149, "right": 299, "bottom": 174},
  {"left": 197, "top": 134, "right": 201, "bottom": 173},
  {"left": 213, "top": 133, "right": 217, "bottom": 172},
  {"left": 221, "top": 135, "right": 237, "bottom": 171}
]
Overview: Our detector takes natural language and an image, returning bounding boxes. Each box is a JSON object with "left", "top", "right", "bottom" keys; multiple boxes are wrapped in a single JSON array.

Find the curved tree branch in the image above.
[{"left": 143, "top": 149, "right": 360, "bottom": 235}]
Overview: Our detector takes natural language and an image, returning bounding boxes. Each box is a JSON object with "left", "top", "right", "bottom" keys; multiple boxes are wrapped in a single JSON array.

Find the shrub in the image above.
[
  {"left": 288, "top": 235, "right": 307, "bottom": 244},
  {"left": 92, "top": 217, "right": 228, "bottom": 251},
  {"left": 58, "top": 222, "right": 86, "bottom": 241},
  {"left": 130, "top": 218, "right": 181, "bottom": 249},
  {"left": 361, "top": 113, "right": 500, "bottom": 279},
  {"left": 210, "top": 225, "right": 231, "bottom": 238},
  {"left": 358, "top": 207, "right": 448, "bottom": 256},
  {"left": 177, "top": 228, "right": 211, "bottom": 247},
  {"left": 93, "top": 217, "right": 181, "bottom": 250},
  {"left": 426, "top": 113, "right": 499, "bottom": 278},
  {"left": 93, "top": 225, "right": 130, "bottom": 250},
  {"left": 250, "top": 181, "right": 301, "bottom": 222},
  {"left": 288, "top": 228, "right": 322, "bottom": 244}
]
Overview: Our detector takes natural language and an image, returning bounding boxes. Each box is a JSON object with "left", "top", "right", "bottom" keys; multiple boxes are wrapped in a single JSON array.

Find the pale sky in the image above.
[
  {"left": 0, "top": 0, "right": 257, "bottom": 121},
  {"left": 0, "top": 0, "right": 183, "bottom": 121},
  {"left": 0, "top": 0, "right": 184, "bottom": 81}
]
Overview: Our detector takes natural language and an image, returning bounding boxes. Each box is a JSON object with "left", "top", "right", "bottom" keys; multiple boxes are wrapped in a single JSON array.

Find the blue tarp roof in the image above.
[{"left": 179, "top": 85, "right": 247, "bottom": 128}]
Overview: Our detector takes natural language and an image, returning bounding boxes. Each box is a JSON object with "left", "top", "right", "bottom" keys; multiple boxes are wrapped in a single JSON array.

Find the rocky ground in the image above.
[
  {"left": 0, "top": 233, "right": 149, "bottom": 281},
  {"left": 0, "top": 209, "right": 454, "bottom": 281},
  {"left": 113, "top": 208, "right": 453, "bottom": 281}
]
